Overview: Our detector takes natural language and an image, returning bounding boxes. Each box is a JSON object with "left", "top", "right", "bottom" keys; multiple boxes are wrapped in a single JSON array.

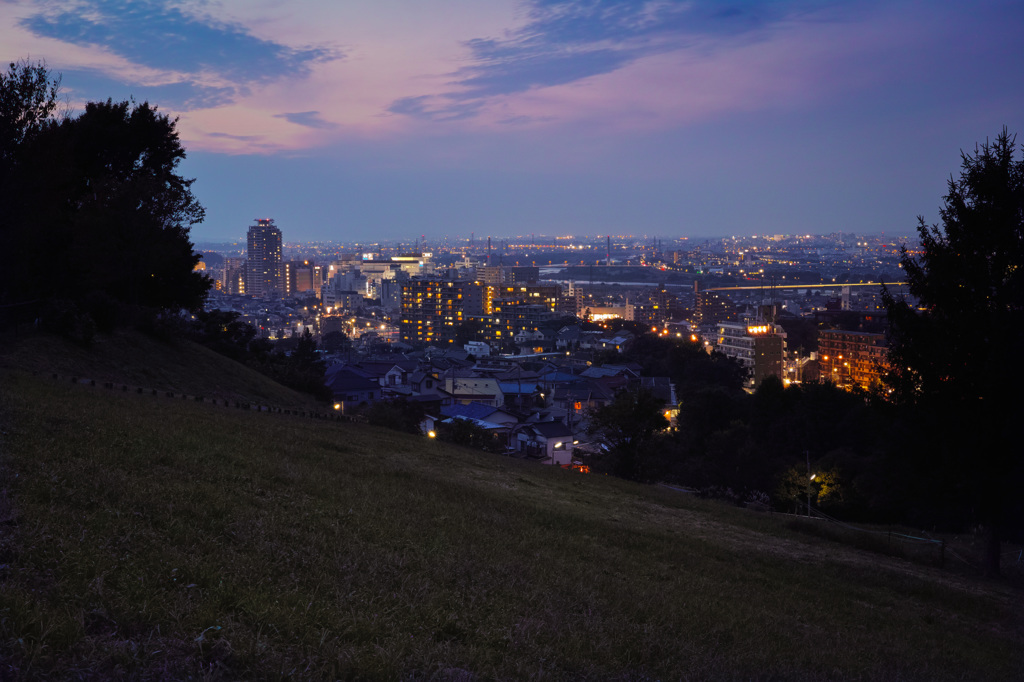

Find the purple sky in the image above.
[{"left": 3, "top": 0, "right": 1022, "bottom": 243}]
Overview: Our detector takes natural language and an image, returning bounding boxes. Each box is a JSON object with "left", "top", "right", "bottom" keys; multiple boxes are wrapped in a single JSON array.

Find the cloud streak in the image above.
[
  {"left": 21, "top": 0, "right": 338, "bottom": 109},
  {"left": 273, "top": 111, "right": 337, "bottom": 129},
  {"left": 389, "top": 0, "right": 824, "bottom": 120}
]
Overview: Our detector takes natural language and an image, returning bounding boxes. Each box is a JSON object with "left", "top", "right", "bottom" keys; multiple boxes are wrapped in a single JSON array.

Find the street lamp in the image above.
[{"left": 808, "top": 473, "right": 816, "bottom": 517}]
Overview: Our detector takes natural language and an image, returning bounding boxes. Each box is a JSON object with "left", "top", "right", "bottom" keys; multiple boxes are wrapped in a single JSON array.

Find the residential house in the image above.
[
  {"left": 324, "top": 367, "right": 382, "bottom": 408},
  {"left": 513, "top": 421, "right": 576, "bottom": 465},
  {"left": 444, "top": 373, "right": 505, "bottom": 407}
]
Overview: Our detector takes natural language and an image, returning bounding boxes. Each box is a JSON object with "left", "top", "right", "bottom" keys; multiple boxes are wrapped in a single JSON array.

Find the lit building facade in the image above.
[
  {"left": 717, "top": 321, "right": 786, "bottom": 390},
  {"left": 694, "top": 281, "right": 734, "bottom": 325},
  {"left": 487, "top": 283, "right": 560, "bottom": 314},
  {"left": 818, "top": 330, "right": 889, "bottom": 390},
  {"left": 223, "top": 257, "right": 246, "bottom": 295},
  {"left": 400, "top": 279, "right": 484, "bottom": 345},
  {"left": 283, "top": 260, "right": 320, "bottom": 298},
  {"left": 246, "top": 219, "right": 283, "bottom": 300},
  {"left": 631, "top": 284, "right": 678, "bottom": 327}
]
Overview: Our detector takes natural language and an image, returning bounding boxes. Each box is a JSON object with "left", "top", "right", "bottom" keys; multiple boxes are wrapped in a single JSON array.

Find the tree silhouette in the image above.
[
  {"left": 588, "top": 388, "right": 669, "bottom": 481},
  {"left": 883, "top": 129, "right": 1024, "bottom": 576},
  {"left": 1, "top": 62, "right": 210, "bottom": 321}
]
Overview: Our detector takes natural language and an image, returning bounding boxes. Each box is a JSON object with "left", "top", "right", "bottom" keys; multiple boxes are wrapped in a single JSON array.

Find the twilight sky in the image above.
[{"left": 3, "top": 0, "right": 1022, "bottom": 243}]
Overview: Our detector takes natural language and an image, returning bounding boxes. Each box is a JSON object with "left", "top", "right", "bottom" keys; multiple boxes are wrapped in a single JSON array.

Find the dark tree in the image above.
[
  {"left": 190, "top": 309, "right": 256, "bottom": 360},
  {"left": 366, "top": 398, "right": 427, "bottom": 434},
  {"left": 612, "top": 333, "right": 746, "bottom": 392},
  {"left": 587, "top": 388, "right": 669, "bottom": 482},
  {"left": 290, "top": 329, "right": 323, "bottom": 373},
  {"left": 44, "top": 99, "right": 208, "bottom": 310},
  {"left": 321, "top": 330, "right": 351, "bottom": 354},
  {"left": 1, "top": 61, "right": 63, "bottom": 317},
  {"left": 1, "top": 62, "right": 210, "bottom": 318},
  {"left": 437, "top": 418, "right": 502, "bottom": 452},
  {"left": 0, "top": 60, "right": 61, "bottom": 166},
  {"left": 883, "top": 129, "right": 1024, "bottom": 576}
]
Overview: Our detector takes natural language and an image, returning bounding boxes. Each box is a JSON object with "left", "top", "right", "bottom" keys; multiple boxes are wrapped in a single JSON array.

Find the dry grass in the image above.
[
  {"left": 0, "top": 328, "right": 321, "bottom": 410},
  {"left": 0, "top": 332, "right": 1021, "bottom": 679}
]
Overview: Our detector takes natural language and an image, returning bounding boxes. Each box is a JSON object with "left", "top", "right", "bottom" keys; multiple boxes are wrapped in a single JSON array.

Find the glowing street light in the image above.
[{"left": 808, "top": 473, "right": 816, "bottom": 517}]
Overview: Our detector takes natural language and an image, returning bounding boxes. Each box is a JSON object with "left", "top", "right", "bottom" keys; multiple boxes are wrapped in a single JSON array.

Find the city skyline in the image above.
[{"left": 3, "top": 0, "right": 1022, "bottom": 242}]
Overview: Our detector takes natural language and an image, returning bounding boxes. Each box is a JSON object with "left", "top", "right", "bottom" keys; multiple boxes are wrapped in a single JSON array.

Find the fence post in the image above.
[{"left": 939, "top": 540, "right": 945, "bottom": 568}]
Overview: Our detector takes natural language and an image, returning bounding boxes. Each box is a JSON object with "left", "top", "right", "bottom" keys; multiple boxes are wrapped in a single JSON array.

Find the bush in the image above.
[{"left": 39, "top": 299, "right": 96, "bottom": 346}]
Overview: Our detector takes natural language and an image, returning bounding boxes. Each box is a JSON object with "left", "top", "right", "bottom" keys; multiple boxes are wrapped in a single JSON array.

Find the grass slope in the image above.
[
  {"left": 0, "top": 329, "right": 321, "bottom": 411},
  {"left": 0, "top": 334, "right": 1021, "bottom": 679}
]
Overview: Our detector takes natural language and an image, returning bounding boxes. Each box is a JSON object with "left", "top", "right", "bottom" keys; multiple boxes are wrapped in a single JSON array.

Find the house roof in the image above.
[
  {"left": 441, "top": 415, "right": 512, "bottom": 432},
  {"left": 325, "top": 369, "right": 381, "bottom": 393},
  {"left": 440, "top": 402, "right": 508, "bottom": 421},
  {"left": 561, "top": 385, "right": 595, "bottom": 402},
  {"left": 493, "top": 369, "right": 542, "bottom": 382},
  {"left": 580, "top": 366, "right": 621, "bottom": 378},
  {"left": 604, "top": 362, "right": 643, "bottom": 374},
  {"left": 441, "top": 367, "right": 480, "bottom": 378},
  {"left": 325, "top": 363, "right": 374, "bottom": 380},
  {"left": 402, "top": 394, "right": 444, "bottom": 403},
  {"left": 356, "top": 361, "right": 404, "bottom": 377},
  {"left": 498, "top": 382, "right": 540, "bottom": 395},
  {"left": 640, "top": 376, "right": 676, "bottom": 403},
  {"left": 526, "top": 421, "right": 574, "bottom": 438},
  {"left": 539, "top": 371, "right": 582, "bottom": 383}
]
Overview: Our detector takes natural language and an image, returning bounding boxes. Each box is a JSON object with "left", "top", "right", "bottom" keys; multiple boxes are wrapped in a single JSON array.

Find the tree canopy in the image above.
[
  {"left": 1, "top": 60, "right": 209, "bottom": 324},
  {"left": 0, "top": 60, "right": 61, "bottom": 166},
  {"left": 883, "top": 128, "right": 1024, "bottom": 575},
  {"left": 587, "top": 388, "right": 669, "bottom": 481}
]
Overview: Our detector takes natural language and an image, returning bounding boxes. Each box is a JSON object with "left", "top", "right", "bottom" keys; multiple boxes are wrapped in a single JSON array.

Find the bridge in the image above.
[{"left": 704, "top": 281, "right": 907, "bottom": 292}]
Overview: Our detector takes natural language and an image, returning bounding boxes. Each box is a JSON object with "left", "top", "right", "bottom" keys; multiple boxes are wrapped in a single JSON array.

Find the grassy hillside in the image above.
[
  {"left": 0, "top": 333, "right": 1021, "bottom": 679},
  {"left": 0, "top": 329, "right": 322, "bottom": 411}
]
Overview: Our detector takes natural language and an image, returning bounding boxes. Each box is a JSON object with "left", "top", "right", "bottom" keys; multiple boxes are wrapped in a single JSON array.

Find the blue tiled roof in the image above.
[
  {"left": 440, "top": 402, "right": 499, "bottom": 421},
  {"left": 539, "top": 372, "right": 582, "bottom": 383},
  {"left": 441, "top": 416, "right": 509, "bottom": 431},
  {"left": 498, "top": 382, "right": 540, "bottom": 394}
]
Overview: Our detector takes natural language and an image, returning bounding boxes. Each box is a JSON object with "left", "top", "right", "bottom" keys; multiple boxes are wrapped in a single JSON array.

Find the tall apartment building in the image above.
[
  {"left": 560, "top": 281, "right": 586, "bottom": 316},
  {"left": 818, "top": 330, "right": 889, "bottom": 391},
  {"left": 631, "top": 284, "right": 678, "bottom": 327},
  {"left": 488, "top": 283, "right": 560, "bottom": 314},
  {"left": 223, "top": 257, "right": 247, "bottom": 295},
  {"left": 246, "top": 218, "right": 283, "bottom": 300},
  {"left": 475, "top": 265, "right": 539, "bottom": 287},
  {"left": 693, "top": 281, "right": 733, "bottom": 326},
  {"left": 400, "top": 279, "right": 484, "bottom": 346}
]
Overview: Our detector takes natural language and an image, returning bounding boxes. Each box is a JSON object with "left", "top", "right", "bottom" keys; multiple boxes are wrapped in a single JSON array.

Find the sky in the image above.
[{"left": 3, "top": 0, "right": 1023, "bottom": 244}]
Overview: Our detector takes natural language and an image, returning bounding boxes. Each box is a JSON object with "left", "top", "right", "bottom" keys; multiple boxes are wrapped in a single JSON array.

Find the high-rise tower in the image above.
[{"left": 246, "top": 218, "right": 283, "bottom": 299}]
